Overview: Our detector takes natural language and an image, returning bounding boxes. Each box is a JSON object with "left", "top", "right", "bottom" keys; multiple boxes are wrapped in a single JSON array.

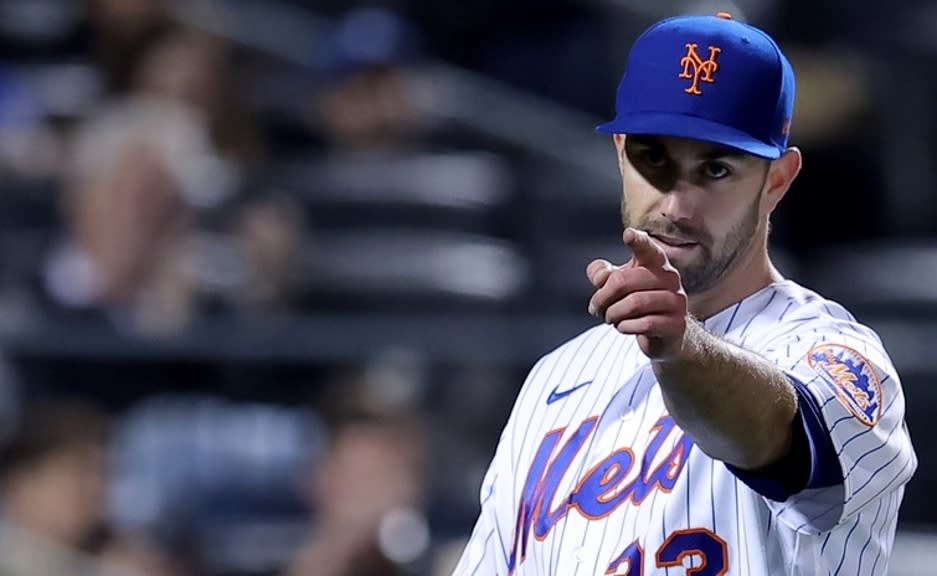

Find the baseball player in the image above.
[{"left": 452, "top": 12, "right": 917, "bottom": 576}]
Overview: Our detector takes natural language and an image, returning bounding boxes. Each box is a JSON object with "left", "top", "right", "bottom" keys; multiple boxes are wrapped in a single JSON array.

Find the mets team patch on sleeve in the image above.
[{"left": 807, "top": 343, "right": 883, "bottom": 427}]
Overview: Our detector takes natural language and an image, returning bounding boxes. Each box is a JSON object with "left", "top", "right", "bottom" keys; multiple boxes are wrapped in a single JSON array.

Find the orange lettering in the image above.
[{"left": 679, "top": 43, "right": 722, "bottom": 95}]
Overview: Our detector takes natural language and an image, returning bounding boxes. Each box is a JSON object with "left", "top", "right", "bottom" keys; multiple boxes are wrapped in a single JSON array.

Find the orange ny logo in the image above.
[{"left": 678, "top": 43, "right": 721, "bottom": 95}]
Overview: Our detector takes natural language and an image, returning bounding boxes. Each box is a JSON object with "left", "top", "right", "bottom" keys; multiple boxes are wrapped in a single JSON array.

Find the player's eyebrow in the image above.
[
  {"left": 625, "top": 135, "right": 660, "bottom": 149},
  {"left": 626, "top": 135, "right": 753, "bottom": 162}
]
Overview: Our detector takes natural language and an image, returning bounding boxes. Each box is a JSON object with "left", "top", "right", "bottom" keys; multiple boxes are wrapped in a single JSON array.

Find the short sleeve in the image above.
[{"left": 754, "top": 316, "right": 918, "bottom": 534}]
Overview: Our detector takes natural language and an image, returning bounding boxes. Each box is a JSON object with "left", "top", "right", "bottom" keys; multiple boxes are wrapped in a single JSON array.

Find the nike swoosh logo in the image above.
[{"left": 546, "top": 380, "right": 593, "bottom": 405}]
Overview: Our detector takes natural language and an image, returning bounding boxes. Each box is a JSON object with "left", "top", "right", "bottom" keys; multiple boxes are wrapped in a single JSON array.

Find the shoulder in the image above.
[
  {"left": 752, "top": 281, "right": 886, "bottom": 350},
  {"left": 723, "top": 281, "right": 900, "bottom": 399},
  {"left": 760, "top": 282, "right": 903, "bottom": 414},
  {"left": 765, "top": 280, "right": 857, "bottom": 322}
]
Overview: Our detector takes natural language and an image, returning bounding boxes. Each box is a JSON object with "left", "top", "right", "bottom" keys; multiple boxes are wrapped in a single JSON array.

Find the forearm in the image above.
[{"left": 652, "top": 318, "right": 799, "bottom": 470}]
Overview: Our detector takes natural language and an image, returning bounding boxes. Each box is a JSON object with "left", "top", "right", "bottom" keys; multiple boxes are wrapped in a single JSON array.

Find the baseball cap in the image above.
[
  {"left": 313, "top": 7, "right": 421, "bottom": 82},
  {"left": 596, "top": 12, "right": 795, "bottom": 160}
]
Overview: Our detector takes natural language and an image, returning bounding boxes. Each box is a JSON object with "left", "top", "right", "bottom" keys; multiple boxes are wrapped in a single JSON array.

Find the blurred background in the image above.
[{"left": 0, "top": 0, "right": 933, "bottom": 574}]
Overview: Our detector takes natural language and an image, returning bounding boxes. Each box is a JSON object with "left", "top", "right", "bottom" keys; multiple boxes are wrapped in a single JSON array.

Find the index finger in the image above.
[{"left": 623, "top": 227, "right": 668, "bottom": 269}]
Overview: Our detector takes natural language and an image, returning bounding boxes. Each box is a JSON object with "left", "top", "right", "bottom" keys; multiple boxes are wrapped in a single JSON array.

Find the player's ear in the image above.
[
  {"left": 613, "top": 134, "right": 626, "bottom": 170},
  {"left": 763, "top": 146, "right": 801, "bottom": 212}
]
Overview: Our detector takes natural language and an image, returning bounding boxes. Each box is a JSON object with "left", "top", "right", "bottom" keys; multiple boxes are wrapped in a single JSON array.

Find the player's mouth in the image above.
[
  {"left": 648, "top": 233, "right": 700, "bottom": 257},
  {"left": 648, "top": 233, "right": 698, "bottom": 248}
]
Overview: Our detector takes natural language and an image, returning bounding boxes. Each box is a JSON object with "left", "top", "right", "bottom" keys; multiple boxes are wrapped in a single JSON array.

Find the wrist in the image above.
[{"left": 652, "top": 315, "right": 705, "bottom": 366}]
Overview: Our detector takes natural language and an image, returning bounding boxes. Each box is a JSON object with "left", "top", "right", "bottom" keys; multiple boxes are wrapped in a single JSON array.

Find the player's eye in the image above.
[
  {"left": 640, "top": 147, "right": 669, "bottom": 168},
  {"left": 701, "top": 161, "right": 732, "bottom": 179}
]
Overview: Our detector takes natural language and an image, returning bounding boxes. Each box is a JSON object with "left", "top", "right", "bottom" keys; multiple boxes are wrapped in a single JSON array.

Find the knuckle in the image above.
[
  {"left": 641, "top": 317, "right": 658, "bottom": 333},
  {"left": 594, "top": 283, "right": 614, "bottom": 304},
  {"left": 603, "top": 273, "right": 629, "bottom": 299},
  {"left": 634, "top": 292, "right": 654, "bottom": 312},
  {"left": 605, "top": 301, "right": 629, "bottom": 324},
  {"left": 664, "top": 268, "right": 682, "bottom": 289},
  {"left": 624, "top": 292, "right": 647, "bottom": 316},
  {"left": 607, "top": 269, "right": 627, "bottom": 290},
  {"left": 632, "top": 317, "right": 654, "bottom": 334},
  {"left": 671, "top": 290, "right": 688, "bottom": 309}
]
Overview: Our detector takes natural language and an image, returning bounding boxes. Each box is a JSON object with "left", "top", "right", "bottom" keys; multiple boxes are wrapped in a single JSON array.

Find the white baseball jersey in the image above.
[{"left": 452, "top": 279, "right": 917, "bottom": 576}]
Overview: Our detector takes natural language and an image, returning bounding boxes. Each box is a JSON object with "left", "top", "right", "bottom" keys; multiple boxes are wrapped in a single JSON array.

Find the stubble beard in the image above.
[{"left": 621, "top": 192, "right": 762, "bottom": 295}]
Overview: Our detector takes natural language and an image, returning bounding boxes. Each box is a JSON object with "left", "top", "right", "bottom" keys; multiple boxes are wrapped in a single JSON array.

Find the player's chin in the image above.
[
  {"left": 659, "top": 247, "right": 706, "bottom": 277},
  {"left": 666, "top": 253, "right": 711, "bottom": 283}
]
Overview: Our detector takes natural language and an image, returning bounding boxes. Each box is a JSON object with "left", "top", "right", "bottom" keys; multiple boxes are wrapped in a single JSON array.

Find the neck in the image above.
[{"left": 686, "top": 231, "right": 782, "bottom": 320}]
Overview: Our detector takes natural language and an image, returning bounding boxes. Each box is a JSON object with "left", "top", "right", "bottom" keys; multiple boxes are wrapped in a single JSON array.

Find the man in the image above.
[
  {"left": 285, "top": 406, "right": 429, "bottom": 576},
  {"left": 0, "top": 398, "right": 178, "bottom": 576},
  {"left": 0, "top": 398, "right": 112, "bottom": 576},
  {"left": 452, "top": 12, "right": 917, "bottom": 576}
]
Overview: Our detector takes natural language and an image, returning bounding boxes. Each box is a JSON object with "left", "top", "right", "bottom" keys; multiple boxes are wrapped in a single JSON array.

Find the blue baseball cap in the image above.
[
  {"left": 596, "top": 12, "right": 795, "bottom": 159},
  {"left": 313, "top": 7, "right": 421, "bottom": 82}
]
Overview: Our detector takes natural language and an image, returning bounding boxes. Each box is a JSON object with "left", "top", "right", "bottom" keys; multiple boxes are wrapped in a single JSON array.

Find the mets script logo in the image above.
[
  {"left": 807, "top": 343, "right": 884, "bottom": 427},
  {"left": 679, "top": 43, "right": 722, "bottom": 95},
  {"left": 507, "top": 415, "right": 693, "bottom": 573}
]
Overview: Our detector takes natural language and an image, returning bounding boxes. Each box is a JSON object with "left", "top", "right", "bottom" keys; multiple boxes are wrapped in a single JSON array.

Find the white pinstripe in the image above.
[{"left": 451, "top": 280, "right": 917, "bottom": 576}]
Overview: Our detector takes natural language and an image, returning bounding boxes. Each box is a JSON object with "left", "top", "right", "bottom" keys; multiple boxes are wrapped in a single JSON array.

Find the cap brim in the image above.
[{"left": 596, "top": 112, "right": 781, "bottom": 160}]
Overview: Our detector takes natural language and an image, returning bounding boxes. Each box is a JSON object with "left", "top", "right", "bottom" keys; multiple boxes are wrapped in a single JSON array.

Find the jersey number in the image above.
[{"left": 606, "top": 528, "right": 728, "bottom": 575}]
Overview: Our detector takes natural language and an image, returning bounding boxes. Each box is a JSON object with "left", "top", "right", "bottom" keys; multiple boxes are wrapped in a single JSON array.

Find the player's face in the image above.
[{"left": 617, "top": 135, "right": 771, "bottom": 295}]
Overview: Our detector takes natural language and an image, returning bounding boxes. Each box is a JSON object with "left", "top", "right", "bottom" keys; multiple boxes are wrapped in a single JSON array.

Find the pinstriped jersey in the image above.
[{"left": 452, "top": 279, "right": 917, "bottom": 576}]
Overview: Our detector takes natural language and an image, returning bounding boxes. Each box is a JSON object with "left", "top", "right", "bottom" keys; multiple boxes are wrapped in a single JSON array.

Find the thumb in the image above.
[
  {"left": 623, "top": 227, "right": 667, "bottom": 268},
  {"left": 586, "top": 259, "right": 616, "bottom": 288}
]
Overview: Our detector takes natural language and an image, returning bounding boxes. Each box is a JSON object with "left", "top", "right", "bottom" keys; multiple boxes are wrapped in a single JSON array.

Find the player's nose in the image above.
[{"left": 657, "top": 182, "right": 702, "bottom": 223}]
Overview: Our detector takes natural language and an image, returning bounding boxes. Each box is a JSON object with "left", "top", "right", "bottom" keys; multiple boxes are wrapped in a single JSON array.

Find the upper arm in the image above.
[
  {"left": 725, "top": 375, "right": 840, "bottom": 503},
  {"left": 743, "top": 319, "right": 917, "bottom": 533}
]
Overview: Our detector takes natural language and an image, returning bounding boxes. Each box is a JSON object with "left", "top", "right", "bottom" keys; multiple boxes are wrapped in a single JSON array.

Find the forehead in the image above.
[{"left": 625, "top": 134, "right": 755, "bottom": 161}]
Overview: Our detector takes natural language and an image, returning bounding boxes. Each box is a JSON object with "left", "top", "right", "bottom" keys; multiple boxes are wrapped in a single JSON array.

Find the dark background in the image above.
[{"left": 0, "top": 0, "right": 933, "bottom": 574}]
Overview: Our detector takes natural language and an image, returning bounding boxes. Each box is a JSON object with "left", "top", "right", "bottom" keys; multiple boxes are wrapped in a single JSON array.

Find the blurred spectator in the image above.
[
  {"left": 98, "top": 534, "right": 182, "bottom": 576},
  {"left": 41, "top": 97, "right": 204, "bottom": 335},
  {"left": 33, "top": 5, "right": 302, "bottom": 330},
  {"left": 284, "top": 356, "right": 431, "bottom": 576},
  {"left": 307, "top": 6, "right": 430, "bottom": 154},
  {"left": 0, "top": 398, "right": 177, "bottom": 576},
  {"left": 0, "top": 401, "right": 109, "bottom": 540},
  {"left": 285, "top": 410, "right": 430, "bottom": 576},
  {"left": 272, "top": 6, "right": 522, "bottom": 316},
  {"left": 106, "top": 393, "right": 323, "bottom": 576},
  {"left": 84, "top": 0, "right": 173, "bottom": 96},
  {"left": 231, "top": 193, "right": 306, "bottom": 312},
  {"left": 132, "top": 24, "right": 264, "bottom": 170},
  {"left": 0, "top": 398, "right": 110, "bottom": 575}
]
